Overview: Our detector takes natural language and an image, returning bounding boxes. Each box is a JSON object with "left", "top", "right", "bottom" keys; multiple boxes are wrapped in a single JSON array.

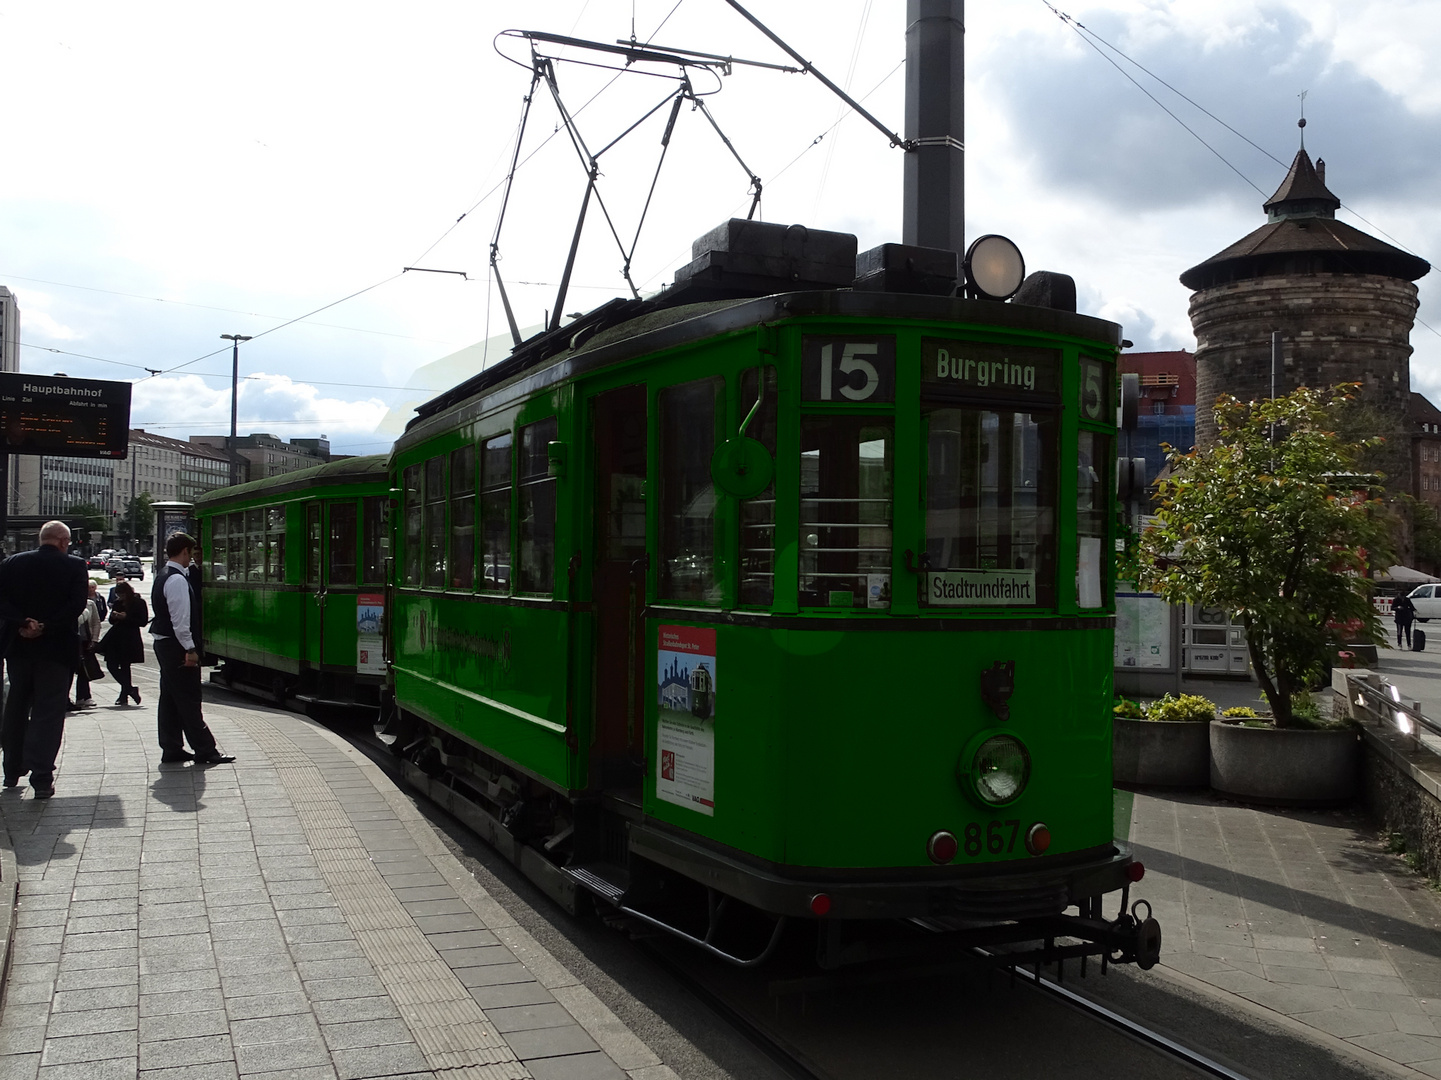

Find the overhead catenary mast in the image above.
[{"left": 903, "top": 0, "right": 965, "bottom": 257}]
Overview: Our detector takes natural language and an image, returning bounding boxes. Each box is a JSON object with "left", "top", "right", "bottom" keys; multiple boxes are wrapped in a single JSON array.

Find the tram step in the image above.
[{"left": 566, "top": 863, "right": 630, "bottom": 905}]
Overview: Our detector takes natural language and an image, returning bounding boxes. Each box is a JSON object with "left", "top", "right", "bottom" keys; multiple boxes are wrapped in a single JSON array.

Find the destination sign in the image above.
[
  {"left": 0, "top": 372, "right": 132, "bottom": 459},
  {"left": 928, "top": 569, "right": 1037, "bottom": 607},
  {"left": 922, "top": 339, "right": 1060, "bottom": 401}
]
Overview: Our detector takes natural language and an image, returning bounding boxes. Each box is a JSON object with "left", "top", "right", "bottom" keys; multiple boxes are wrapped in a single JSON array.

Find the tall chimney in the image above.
[{"left": 902, "top": 0, "right": 965, "bottom": 256}]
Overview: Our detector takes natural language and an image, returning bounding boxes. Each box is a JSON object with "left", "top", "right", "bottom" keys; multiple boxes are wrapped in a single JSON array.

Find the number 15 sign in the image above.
[{"left": 801, "top": 336, "right": 895, "bottom": 404}]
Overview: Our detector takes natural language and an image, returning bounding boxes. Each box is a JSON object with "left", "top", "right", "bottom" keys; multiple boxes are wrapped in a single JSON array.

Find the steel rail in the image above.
[{"left": 1002, "top": 958, "right": 1253, "bottom": 1080}]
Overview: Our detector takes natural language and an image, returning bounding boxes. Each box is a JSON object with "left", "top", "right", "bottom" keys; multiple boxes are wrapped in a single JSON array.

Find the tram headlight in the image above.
[{"left": 958, "top": 730, "right": 1031, "bottom": 807}]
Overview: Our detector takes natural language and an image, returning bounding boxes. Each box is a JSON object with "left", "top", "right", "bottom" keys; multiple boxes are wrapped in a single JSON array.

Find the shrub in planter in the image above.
[{"left": 1113, "top": 694, "right": 1214, "bottom": 788}]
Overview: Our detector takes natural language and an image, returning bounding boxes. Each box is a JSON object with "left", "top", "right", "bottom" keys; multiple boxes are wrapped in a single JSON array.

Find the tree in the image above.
[
  {"left": 122, "top": 492, "right": 156, "bottom": 544},
  {"left": 1139, "top": 384, "right": 1395, "bottom": 727},
  {"left": 67, "top": 501, "right": 109, "bottom": 538}
]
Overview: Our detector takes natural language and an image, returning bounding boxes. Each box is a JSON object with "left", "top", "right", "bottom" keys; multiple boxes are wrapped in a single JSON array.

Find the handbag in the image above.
[{"left": 81, "top": 649, "right": 104, "bottom": 682}]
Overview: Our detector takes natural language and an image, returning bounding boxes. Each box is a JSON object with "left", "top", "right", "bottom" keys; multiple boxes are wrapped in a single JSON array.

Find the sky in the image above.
[{"left": 1, "top": 0, "right": 1438, "bottom": 457}]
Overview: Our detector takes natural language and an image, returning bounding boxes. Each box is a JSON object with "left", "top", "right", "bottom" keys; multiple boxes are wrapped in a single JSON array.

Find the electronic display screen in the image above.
[{"left": 0, "top": 373, "right": 132, "bottom": 459}]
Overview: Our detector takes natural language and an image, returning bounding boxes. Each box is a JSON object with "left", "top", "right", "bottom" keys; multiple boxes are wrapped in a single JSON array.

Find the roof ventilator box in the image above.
[{"left": 668, "top": 219, "right": 858, "bottom": 301}]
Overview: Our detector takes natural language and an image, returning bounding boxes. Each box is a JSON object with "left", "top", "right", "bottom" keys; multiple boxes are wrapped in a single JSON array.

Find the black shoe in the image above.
[
  {"left": 31, "top": 783, "right": 54, "bottom": 799},
  {"left": 159, "top": 751, "right": 195, "bottom": 764},
  {"left": 115, "top": 692, "right": 129, "bottom": 706},
  {"left": 3, "top": 775, "right": 20, "bottom": 788},
  {"left": 130, "top": 688, "right": 141, "bottom": 704},
  {"left": 194, "top": 752, "right": 236, "bottom": 765}
]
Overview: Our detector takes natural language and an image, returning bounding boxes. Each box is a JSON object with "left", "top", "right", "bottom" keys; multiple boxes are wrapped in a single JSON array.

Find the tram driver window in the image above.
[
  {"left": 518, "top": 418, "right": 557, "bottom": 593},
  {"left": 403, "top": 465, "right": 422, "bottom": 586},
  {"left": 923, "top": 407, "right": 1057, "bottom": 609},
  {"left": 799, "top": 419, "right": 894, "bottom": 609},
  {"left": 660, "top": 378, "right": 722, "bottom": 603},
  {"left": 1077, "top": 431, "right": 1111, "bottom": 609}
]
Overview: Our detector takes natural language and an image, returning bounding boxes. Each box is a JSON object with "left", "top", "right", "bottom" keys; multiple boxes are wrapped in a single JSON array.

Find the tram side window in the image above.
[
  {"left": 450, "top": 445, "right": 476, "bottom": 590},
  {"left": 923, "top": 407, "right": 1057, "bottom": 609},
  {"left": 403, "top": 465, "right": 422, "bottom": 586},
  {"left": 425, "top": 456, "right": 446, "bottom": 588},
  {"left": 739, "top": 367, "right": 778, "bottom": 607},
  {"left": 799, "top": 419, "right": 893, "bottom": 609},
  {"left": 227, "top": 512, "right": 245, "bottom": 582},
  {"left": 329, "top": 502, "right": 357, "bottom": 586},
  {"left": 361, "top": 496, "right": 386, "bottom": 585},
  {"left": 266, "top": 507, "right": 286, "bottom": 583},
  {"left": 660, "top": 378, "right": 722, "bottom": 603},
  {"left": 518, "top": 418, "right": 557, "bottom": 593},
  {"left": 480, "top": 433, "right": 512, "bottom": 592},
  {"left": 1077, "top": 431, "right": 1111, "bottom": 609},
  {"left": 246, "top": 509, "right": 264, "bottom": 582},
  {"left": 211, "top": 516, "right": 228, "bottom": 582},
  {"left": 306, "top": 503, "right": 322, "bottom": 585}
]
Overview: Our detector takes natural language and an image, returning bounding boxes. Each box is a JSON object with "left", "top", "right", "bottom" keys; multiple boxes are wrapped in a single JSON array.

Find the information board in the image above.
[{"left": 0, "top": 373, "right": 131, "bottom": 459}]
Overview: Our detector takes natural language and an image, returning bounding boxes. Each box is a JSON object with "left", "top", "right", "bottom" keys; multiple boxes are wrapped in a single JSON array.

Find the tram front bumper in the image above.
[{"left": 630, "top": 823, "right": 1139, "bottom": 921}]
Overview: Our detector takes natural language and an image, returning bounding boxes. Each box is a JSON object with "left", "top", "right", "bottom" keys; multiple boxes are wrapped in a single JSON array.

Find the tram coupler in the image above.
[{"left": 967, "top": 902, "right": 1162, "bottom": 974}]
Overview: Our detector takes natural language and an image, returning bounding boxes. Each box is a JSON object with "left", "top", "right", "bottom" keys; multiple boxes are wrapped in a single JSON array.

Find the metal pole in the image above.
[
  {"left": 903, "top": 0, "right": 965, "bottom": 255},
  {"left": 220, "top": 334, "right": 252, "bottom": 487}
]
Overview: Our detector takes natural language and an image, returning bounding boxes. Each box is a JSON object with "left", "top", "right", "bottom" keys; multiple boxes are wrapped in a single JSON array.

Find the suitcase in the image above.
[{"left": 1415, "top": 629, "right": 1426, "bottom": 652}]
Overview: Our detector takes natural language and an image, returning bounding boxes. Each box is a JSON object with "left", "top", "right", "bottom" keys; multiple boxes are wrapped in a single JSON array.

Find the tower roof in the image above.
[
  {"left": 1181, "top": 147, "right": 1430, "bottom": 291},
  {"left": 1262, "top": 148, "right": 1341, "bottom": 221}
]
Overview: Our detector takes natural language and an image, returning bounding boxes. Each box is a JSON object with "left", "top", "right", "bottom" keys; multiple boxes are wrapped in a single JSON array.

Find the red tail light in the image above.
[
  {"left": 1025, "top": 823, "right": 1051, "bottom": 856},
  {"left": 927, "top": 830, "right": 958, "bottom": 864},
  {"left": 1127, "top": 861, "right": 1145, "bottom": 882},
  {"left": 809, "top": 893, "right": 832, "bottom": 916}
]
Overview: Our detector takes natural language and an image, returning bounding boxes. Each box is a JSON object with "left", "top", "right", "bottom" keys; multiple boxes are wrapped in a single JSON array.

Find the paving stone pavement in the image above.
[
  {"left": 0, "top": 665, "right": 679, "bottom": 1080},
  {"left": 1126, "top": 789, "right": 1441, "bottom": 1078}
]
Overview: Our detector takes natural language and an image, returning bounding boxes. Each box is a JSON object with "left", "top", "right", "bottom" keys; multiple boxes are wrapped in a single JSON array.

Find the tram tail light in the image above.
[
  {"left": 809, "top": 893, "right": 832, "bottom": 916},
  {"left": 1127, "top": 861, "right": 1146, "bottom": 883},
  {"left": 927, "top": 830, "right": 958, "bottom": 864},
  {"left": 1024, "top": 823, "right": 1051, "bottom": 856}
]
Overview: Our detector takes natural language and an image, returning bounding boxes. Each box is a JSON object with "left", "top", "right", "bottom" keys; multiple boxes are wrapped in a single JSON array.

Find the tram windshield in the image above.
[
  {"left": 799, "top": 418, "right": 894, "bottom": 609},
  {"left": 923, "top": 406, "right": 1057, "bottom": 609}
]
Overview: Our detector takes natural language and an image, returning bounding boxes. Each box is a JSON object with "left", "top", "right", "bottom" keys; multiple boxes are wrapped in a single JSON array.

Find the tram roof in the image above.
[
  {"left": 194, "top": 453, "right": 388, "bottom": 510},
  {"left": 402, "top": 288, "right": 1123, "bottom": 448}
]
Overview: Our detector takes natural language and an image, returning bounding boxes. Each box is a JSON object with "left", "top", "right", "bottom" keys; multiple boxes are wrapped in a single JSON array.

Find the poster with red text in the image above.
[{"left": 656, "top": 625, "right": 716, "bottom": 815}]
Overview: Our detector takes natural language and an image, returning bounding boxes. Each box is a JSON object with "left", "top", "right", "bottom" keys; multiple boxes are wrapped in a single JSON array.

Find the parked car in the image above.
[
  {"left": 119, "top": 557, "right": 144, "bottom": 580},
  {"left": 1406, "top": 584, "right": 1441, "bottom": 621}
]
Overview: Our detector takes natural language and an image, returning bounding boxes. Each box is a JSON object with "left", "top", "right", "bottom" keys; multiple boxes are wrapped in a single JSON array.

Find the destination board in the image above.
[{"left": 0, "top": 373, "right": 132, "bottom": 459}]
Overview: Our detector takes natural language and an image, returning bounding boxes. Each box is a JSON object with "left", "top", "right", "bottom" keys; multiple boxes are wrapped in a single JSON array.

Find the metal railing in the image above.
[{"left": 1348, "top": 675, "right": 1441, "bottom": 757}]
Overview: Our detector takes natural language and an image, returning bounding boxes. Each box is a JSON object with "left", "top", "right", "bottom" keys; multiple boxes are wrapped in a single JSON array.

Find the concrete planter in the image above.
[
  {"left": 1209, "top": 720, "right": 1361, "bottom": 806},
  {"left": 1113, "top": 718, "right": 1212, "bottom": 788}
]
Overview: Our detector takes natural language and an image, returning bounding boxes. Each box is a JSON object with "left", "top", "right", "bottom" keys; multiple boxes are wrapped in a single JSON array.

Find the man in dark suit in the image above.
[
  {"left": 150, "top": 532, "right": 234, "bottom": 765},
  {"left": 0, "top": 520, "right": 89, "bottom": 798}
]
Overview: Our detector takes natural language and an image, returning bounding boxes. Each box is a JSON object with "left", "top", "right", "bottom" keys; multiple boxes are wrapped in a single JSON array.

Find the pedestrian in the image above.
[
  {"left": 106, "top": 571, "right": 126, "bottom": 610},
  {"left": 1394, "top": 592, "right": 1417, "bottom": 649},
  {"left": 72, "top": 580, "right": 103, "bottom": 710},
  {"left": 100, "top": 580, "right": 148, "bottom": 706},
  {"left": 0, "top": 521, "right": 88, "bottom": 798},
  {"left": 149, "top": 532, "right": 234, "bottom": 765}
]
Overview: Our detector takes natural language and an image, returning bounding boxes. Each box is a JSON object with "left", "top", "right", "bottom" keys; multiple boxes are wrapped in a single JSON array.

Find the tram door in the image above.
[
  {"left": 321, "top": 500, "right": 359, "bottom": 670},
  {"left": 300, "top": 502, "right": 324, "bottom": 669},
  {"left": 590, "top": 386, "right": 649, "bottom": 792}
]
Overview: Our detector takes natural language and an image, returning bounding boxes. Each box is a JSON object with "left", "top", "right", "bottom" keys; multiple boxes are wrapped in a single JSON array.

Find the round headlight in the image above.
[
  {"left": 959, "top": 731, "right": 1031, "bottom": 807},
  {"left": 964, "top": 234, "right": 1026, "bottom": 301}
]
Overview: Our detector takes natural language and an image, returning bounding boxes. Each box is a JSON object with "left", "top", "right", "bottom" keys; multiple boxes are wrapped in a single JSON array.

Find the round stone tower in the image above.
[{"left": 1181, "top": 140, "right": 1430, "bottom": 496}]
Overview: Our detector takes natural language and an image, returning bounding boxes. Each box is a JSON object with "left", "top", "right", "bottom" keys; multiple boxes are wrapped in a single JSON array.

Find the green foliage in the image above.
[
  {"left": 1113, "top": 697, "right": 1146, "bottom": 719},
  {"left": 1115, "top": 519, "right": 1143, "bottom": 588},
  {"left": 1385, "top": 831, "right": 1409, "bottom": 855},
  {"left": 1409, "top": 496, "right": 1441, "bottom": 570},
  {"left": 1221, "top": 706, "right": 1259, "bottom": 718},
  {"left": 122, "top": 492, "right": 156, "bottom": 540},
  {"left": 67, "top": 501, "right": 108, "bottom": 535},
  {"left": 1139, "top": 385, "right": 1396, "bottom": 727},
  {"left": 1145, "top": 693, "right": 1217, "bottom": 722}
]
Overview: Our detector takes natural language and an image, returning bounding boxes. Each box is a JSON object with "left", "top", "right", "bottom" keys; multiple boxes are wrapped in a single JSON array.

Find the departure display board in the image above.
[{"left": 0, "top": 373, "right": 132, "bottom": 459}]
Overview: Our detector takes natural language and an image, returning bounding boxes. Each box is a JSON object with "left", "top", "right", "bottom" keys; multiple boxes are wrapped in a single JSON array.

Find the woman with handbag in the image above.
[
  {"left": 100, "top": 580, "right": 148, "bottom": 706},
  {"left": 73, "top": 580, "right": 103, "bottom": 709}
]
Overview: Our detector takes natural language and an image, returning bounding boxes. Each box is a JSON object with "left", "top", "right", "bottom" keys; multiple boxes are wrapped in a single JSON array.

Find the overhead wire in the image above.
[{"left": 813, "top": 0, "right": 874, "bottom": 220}]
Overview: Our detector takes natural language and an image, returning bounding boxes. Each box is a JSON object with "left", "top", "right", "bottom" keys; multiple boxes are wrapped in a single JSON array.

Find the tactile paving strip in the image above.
[{"left": 234, "top": 715, "right": 531, "bottom": 1079}]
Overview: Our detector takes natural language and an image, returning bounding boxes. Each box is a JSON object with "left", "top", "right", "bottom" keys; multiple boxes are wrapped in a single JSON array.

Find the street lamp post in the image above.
[{"left": 220, "top": 334, "right": 252, "bottom": 486}]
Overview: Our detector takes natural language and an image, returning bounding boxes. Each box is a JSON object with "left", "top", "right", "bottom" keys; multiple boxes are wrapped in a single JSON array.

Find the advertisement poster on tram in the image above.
[
  {"left": 656, "top": 625, "right": 716, "bottom": 816},
  {"left": 357, "top": 594, "right": 385, "bottom": 675}
]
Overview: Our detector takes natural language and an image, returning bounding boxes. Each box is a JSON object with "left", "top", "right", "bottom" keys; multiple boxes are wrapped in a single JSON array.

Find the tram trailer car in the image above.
[
  {"left": 195, "top": 455, "right": 391, "bottom": 710},
  {"left": 387, "top": 219, "right": 1159, "bottom": 970}
]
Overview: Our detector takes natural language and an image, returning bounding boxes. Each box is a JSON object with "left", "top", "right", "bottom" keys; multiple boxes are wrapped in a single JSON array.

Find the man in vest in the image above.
[
  {"left": 0, "top": 520, "right": 88, "bottom": 797},
  {"left": 150, "top": 532, "right": 235, "bottom": 765}
]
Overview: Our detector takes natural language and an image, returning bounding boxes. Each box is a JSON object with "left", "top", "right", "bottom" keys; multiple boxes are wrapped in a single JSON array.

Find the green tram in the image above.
[
  {"left": 194, "top": 455, "right": 390, "bottom": 709},
  {"left": 386, "top": 220, "right": 1160, "bottom": 970}
]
